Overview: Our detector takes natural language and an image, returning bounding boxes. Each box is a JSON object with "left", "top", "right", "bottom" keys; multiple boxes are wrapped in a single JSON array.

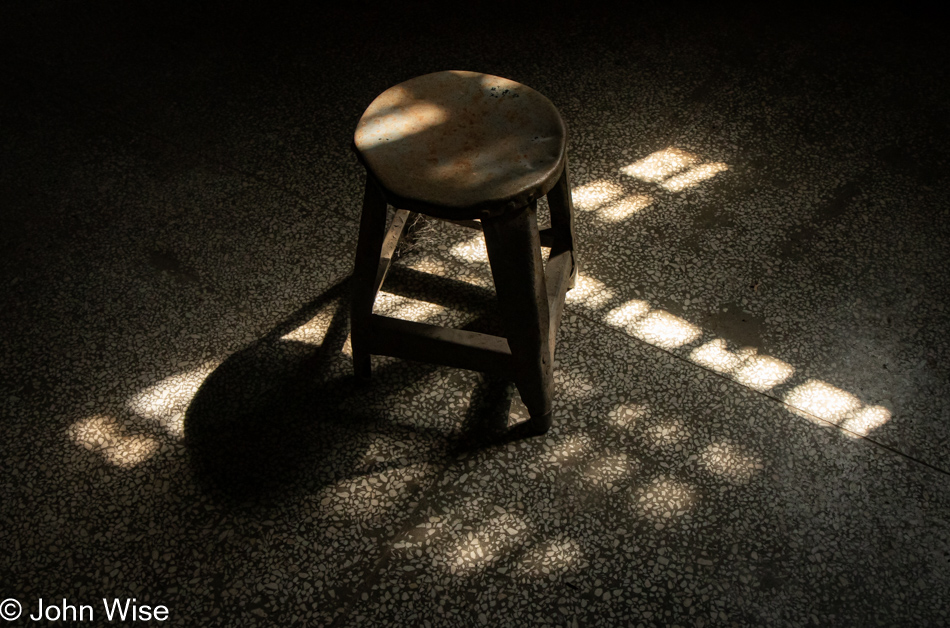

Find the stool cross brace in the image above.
[{"left": 350, "top": 163, "right": 577, "bottom": 435}]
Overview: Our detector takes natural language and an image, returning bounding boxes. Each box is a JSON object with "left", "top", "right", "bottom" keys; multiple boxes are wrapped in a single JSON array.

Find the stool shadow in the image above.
[
  {"left": 383, "top": 265, "right": 498, "bottom": 319},
  {"left": 186, "top": 279, "right": 352, "bottom": 507},
  {"left": 383, "top": 264, "right": 512, "bottom": 340},
  {"left": 185, "top": 276, "right": 519, "bottom": 509},
  {"left": 383, "top": 264, "right": 533, "bottom": 445},
  {"left": 454, "top": 373, "right": 517, "bottom": 451}
]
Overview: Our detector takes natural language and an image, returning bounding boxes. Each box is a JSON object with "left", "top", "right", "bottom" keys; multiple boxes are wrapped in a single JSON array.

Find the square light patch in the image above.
[
  {"left": 598, "top": 194, "right": 653, "bottom": 222},
  {"left": 571, "top": 180, "right": 625, "bottom": 210},
  {"left": 632, "top": 310, "right": 701, "bottom": 349},
  {"left": 784, "top": 379, "right": 861, "bottom": 422},
  {"left": 565, "top": 272, "right": 614, "bottom": 310},
  {"left": 734, "top": 355, "right": 794, "bottom": 392},
  {"left": 689, "top": 338, "right": 743, "bottom": 373},
  {"left": 661, "top": 162, "right": 729, "bottom": 192},
  {"left": 622, "top": 148, "right": 698, "bottom": 182}
]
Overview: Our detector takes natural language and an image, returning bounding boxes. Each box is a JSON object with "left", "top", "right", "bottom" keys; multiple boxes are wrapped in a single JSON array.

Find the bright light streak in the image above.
[
  {"left": 356, "top": 98, "right": 450, "bottom": 148},
  {"left": 127, "top": 362, "right": 219, "bottom": 438},
  {"left": 621, "top": 148, "right": 698, "bottom": 182},
  {"left": 402, "top": 255, "right": 494, "bottom": 289},
  {"left": 689, "top": 338, "right": 743, "bottom": 373},
  {"left": 604, "top": 299, "right": 651, "bottom": 331},
  {"left": 632, "top": 310, "right": 701, "bottom": 349},
  {"left": 661, "top": 162, "right": 729, "bottom": 192},
  {"left": 571, "top": 180, "right": 625, "bottom": 210},
  {"left": 564, "top": 272, "right": 614, "bottom": 310},
  {"left": 606, "top": 301, "right": 699, "bottom": 349},
  {"left": 373, "top": 292, "right": 448, "bottom": 322},
  {"left": 784, "top": 380, "right": 862, "bottom": 422},
  {"left": 597, "top": 194, "right": 653, "bottom": 221},
  {"left": 449, "top": 233, "right": 489, "bottom": 263},
  {"left": 69, "top": 414, "right": 159, "bottom": 468},
  {"left": 840, "top": 405, "right": 892, "bottom": 437},
  {"left": 734, "top": 355, "right": 795, "bottom": 392}
]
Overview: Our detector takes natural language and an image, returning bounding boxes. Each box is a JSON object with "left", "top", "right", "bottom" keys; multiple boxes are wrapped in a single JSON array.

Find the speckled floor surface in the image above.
[{"left": 2, "top": 2, "right": 949, "bottom": 626}]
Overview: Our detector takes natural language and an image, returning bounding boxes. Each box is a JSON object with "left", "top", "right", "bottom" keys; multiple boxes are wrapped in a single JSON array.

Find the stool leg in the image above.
[
  {"left": 547, "top": 157, "right": 579, "bottom": 288},
  {"left": 350, "top": 176, "right": 388, "bottom": 379},
  {"left": 482, "top": 203, "right": 554, "bottom": 435}
]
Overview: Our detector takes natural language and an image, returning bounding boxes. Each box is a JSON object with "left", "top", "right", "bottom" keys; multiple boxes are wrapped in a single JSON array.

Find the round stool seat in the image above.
[{"left": 354, "top": 70, "right": 567, "bottom": 219}]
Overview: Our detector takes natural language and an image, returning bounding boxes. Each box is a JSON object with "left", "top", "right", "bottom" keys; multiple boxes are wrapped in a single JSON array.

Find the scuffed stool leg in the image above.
[
  {"left": 350, "top": 176, "right": 389, "bottom": 379},
  {"left": 546, "top": 157, "right": 579, "bottom": 289},
  {"left": 482, "top": 203, "right": 554, "bottom": 436}
]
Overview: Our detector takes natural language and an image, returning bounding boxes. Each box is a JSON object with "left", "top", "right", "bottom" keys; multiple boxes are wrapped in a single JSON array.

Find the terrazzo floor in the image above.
[{"left": 2, "top": 2, "right": 949, "bottom": 626}]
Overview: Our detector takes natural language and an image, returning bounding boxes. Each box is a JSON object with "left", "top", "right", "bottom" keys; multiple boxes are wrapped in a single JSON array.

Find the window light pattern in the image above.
[
  {"left": 69, "top": 414, "right": 159, "bottom": 468},
  {"left": 621, "top": 148, "right": 699, "bottom": 182}
]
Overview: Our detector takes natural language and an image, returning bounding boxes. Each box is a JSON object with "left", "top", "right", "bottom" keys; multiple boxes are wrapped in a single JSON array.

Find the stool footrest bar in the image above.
[{"left": 366, "top": 314, "right": 514, "bottom": 376}]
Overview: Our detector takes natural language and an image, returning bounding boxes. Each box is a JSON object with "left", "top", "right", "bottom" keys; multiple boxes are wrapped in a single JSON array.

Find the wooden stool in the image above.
[{"left": 350, "top": 70, "right": 577, "bottom": 436}]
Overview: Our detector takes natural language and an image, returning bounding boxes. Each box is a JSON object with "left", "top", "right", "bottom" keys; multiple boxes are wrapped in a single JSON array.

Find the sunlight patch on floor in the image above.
[
  {"left": 373, "top": 291, "right": 448, "bottom": 323},
  {"left": 699, "top": 442, "right": 763, "bottom": 485},
  {"left": 449, "top": 232, "right": 489, "bottom": 263},
  {"left": 633, "top": 310, "right": 702, "bottom": 349},
  {"left": 127, "top": 361, "right": 221, "bottom": 439},
  {"left": 281, "top": 308, "right": 338, "bottom": 345},
  {"left": 661, "top": 162, "right": 729, "bottom": 192},
  {"left": 597, "top": 194, "right": 653, "bottom": 221},
  {"left": 571, "top": 179, "right": 625, "bottom": 210},
  {"left": 543, "top": 434, "right": 592, "bottom": 465},
  {"left": 605, "top": 299, "right": 700, "bottom": 350},
  {"left": 69, "top": 414, "right": 160, "bottom": 468},
  {"left": 590, "top": 289, "right": 889, "bottom": 438},
  {"left": 785, "top": 380, "right": 862, "bottom": 421},
  {"left": 689, "top": 338, "right": 744, "bottom": 373},
  {"left": 565, "top": 272, "right": 614, "bottom": 310},
  {"left": 734, "top": 354, "right": 795, "bottom": 392},
  {"left": 618, "top": 147, "right": 728, "bottom": 192},
  {"left": 604, "top": 299, "right": 652, "bottom": 328},
  {"left": 634, "top": 476, "right": 695, "bottom": 528},
  {"left": 784, "top": 379, "right": 892, "bottom": 437},
  {"left": 621, "top": 148, "right": 699, "bottom": 182}
]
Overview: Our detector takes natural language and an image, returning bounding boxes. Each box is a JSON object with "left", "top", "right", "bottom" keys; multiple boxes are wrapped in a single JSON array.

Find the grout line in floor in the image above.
[{"left": 565, "top": 304, "right": 950, "bottom": 479}]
